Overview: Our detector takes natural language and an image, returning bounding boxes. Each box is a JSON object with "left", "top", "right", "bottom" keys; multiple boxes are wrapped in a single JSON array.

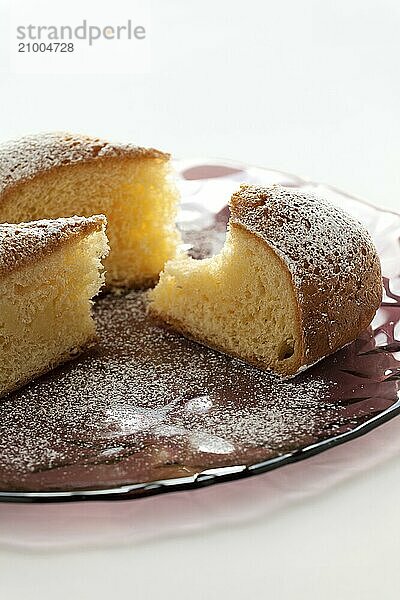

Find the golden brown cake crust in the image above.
[
  {"left": 230, "top": 184, "right": 382, "bottom": 372},
  {"left": 0, "top": 214, "right": 107, "bottom": 277},
  {"left": 0, "top": 132, "right": 169, "bottom": 200}
]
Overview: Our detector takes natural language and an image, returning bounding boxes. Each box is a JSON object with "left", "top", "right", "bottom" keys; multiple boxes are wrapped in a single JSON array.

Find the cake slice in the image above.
[
  {"left": 0, "top": 215, "right": 108, "bottom": 398},
  {"left": 0, "top": 132, "right": 179, "bottom": 288},
  {"left": 149, "top": 184, "right": 382, "bottom": 377}
]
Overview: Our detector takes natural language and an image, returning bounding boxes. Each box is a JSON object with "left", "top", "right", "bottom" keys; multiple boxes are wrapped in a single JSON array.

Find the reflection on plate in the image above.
[{"left": 0, "top": 160, "right": 399, "bottom": 502}]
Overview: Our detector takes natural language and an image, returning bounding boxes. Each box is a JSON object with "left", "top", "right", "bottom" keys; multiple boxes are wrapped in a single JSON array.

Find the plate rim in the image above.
[
  {"left": 174, "top": 156, "right": 400, "bottom": 218},
  {"left": 1, "top": 398, "right": 400, "bottom": 503}
]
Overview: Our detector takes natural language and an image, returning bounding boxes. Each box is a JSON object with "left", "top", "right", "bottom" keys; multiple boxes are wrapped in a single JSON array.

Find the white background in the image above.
[{"left": 0, "top": 0, "right": 400, "bottom": 598}]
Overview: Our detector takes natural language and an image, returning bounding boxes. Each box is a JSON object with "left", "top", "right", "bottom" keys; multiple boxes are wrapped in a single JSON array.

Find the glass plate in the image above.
[{"left": 1, "top": 159, "right": 399, "bottom": 503}]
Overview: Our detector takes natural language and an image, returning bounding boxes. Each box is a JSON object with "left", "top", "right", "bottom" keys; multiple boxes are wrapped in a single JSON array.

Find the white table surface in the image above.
[{"left": 0, "top": 1, "right": 400, "bottom": 598}]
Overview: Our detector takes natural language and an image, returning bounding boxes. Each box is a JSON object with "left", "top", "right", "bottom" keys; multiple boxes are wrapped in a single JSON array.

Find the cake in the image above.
[
  {"left": 0, "top": 215, "right": 108, "bottom": 398},
  {"left": 0, "top": 132, "right": 179, "bottom": 288},
  {"left": 149, "top": 184, "right": 382, "bottom": 377}
]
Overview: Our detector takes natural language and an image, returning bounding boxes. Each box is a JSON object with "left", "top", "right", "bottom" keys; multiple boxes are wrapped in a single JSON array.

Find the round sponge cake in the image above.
[
  {"left": 149, "top": 184, "right": 382, "bottom": 377},
  {"left": 0, "top": 215, "right": 109, "bottom": 397},
  {"left": 0, "top": 132, "right": 179, "bottom": 289}
]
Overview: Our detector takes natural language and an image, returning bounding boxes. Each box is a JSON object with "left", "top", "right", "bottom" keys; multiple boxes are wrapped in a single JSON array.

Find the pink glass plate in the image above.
[{"left": 0, "top": 159, "right": 399, "bottom": 503}]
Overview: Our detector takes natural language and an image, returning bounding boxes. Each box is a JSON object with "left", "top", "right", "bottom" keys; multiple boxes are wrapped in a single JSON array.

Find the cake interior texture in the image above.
[
  {"left": 0, "top": 158, "right": 178, "bottom": 288},
  {"left": 0, "top": 229, "right": 107, "bottom": 397},
  {"left": 149, "top": 224, "right": 302, "bottom": 376}
]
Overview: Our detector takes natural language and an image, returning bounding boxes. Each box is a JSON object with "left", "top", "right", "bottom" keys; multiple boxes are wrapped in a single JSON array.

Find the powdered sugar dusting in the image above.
[
  {"left": 230, "top": 184, "right": 382, "bottom": 365},
  {"left": 0, "top": 132, "right": 169, "bottom": 194},
  {"left": 0, "top": 290, "right": 342, "bottom": 491},
  {"left": 231, "top": 184, "right": 377, "bottom": 289},
  {"left": 0, "top": 215, "right": 106, "bottom": 276}
]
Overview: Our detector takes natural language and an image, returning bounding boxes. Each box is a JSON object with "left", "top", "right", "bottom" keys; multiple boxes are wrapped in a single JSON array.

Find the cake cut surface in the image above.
[
  {"left": 0, "top": 215, "right": 109, "bottom": 398},
  {"left": 0, "top": 132, "right": 179, "bottom": 288},
  {"left": 149, "top": 184, "right": 382, "bottom": 377}
]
